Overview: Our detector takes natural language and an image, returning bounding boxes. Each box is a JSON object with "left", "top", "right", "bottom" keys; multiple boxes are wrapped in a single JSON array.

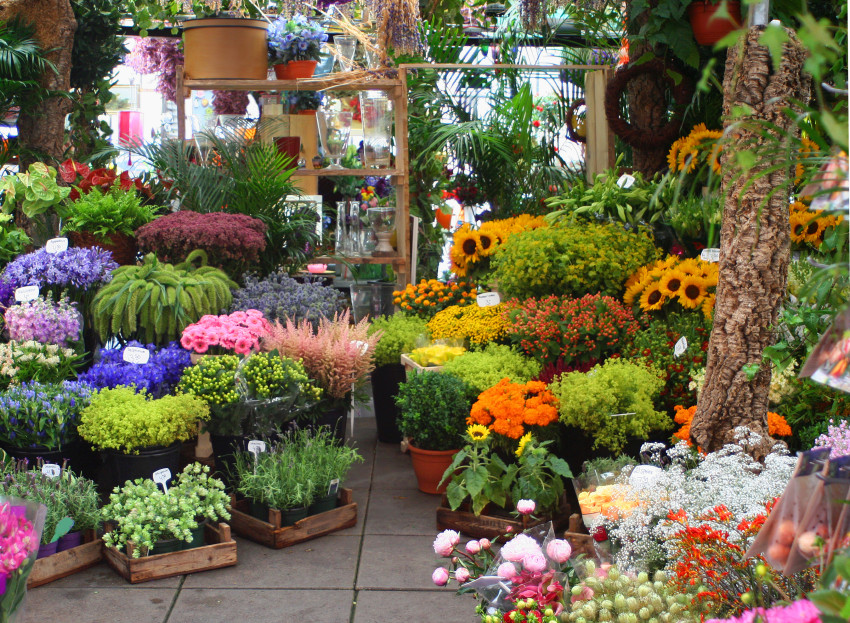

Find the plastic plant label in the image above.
[
  {"left": 123, "top": 347, "right": 150, "bottom": 365},
  {"left": 247, "top": 440, "right": 267, "bottom": 455},
  {"left": 700, "top": 248, "right": 720, "bottom": 262},
  {"left": 327, "top": 478, "right": 340, "bottom": 497},
  {"left": 45, "top": 237, "right": 68, "bottom": 254},
  {"left": 351, "top": 340, "right": 369, "bottom": 355},
  {"left": 476, "top": 292, "right": 501, "bottom": 307},
  {"left": 152, "top": 468, "right": 172, "bottom": 493},
  {"left": 14, "top": 286, "right": 39, "bottom": 302},
  {"left": 616, "top": 174, "right": 636, "bottom": 189},
  {"left": 41, "top": 463, "right": 61, "bottom": 479},
  {"left": 629, "top": 465, "right": 664, "bottom": 488},
  {"left": 673, "top": 336, "right": 688, "bottom": 358}
]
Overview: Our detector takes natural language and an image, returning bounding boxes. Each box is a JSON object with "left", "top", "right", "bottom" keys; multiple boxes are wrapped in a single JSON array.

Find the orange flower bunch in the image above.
[
  {"left": 467, "top": 378, "right": 559, "bottom": 439},
  {"left": 392, "top": 279, "right": 477, "bottom": 319},
  {"left": 673, "top": 404, "right": 791, "bottom": 447}
]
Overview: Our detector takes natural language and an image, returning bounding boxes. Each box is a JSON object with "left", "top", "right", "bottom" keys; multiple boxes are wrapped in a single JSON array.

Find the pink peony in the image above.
[
  {"left": 523, "top": 553, "right": 548, "bottom": 573},
  {"left": 431, "top": 567, "right": 449, "bottom": 586},
  {"left": 516, "top": 499, "right": 536, "bottom": 515},
  {"left": 454, "top": 567, "right": 470, "bottom": 583},
  {"left": 433, "top": 530, "right": 460, "bottom": 557},
  {"left": 501, "top": 534, "right": 543, "bottom": 563},
  {"left": 465, "top": 540, "right": 481, "bottom": 554},
  {"left": 497, "top": 562, "right": 518, "bottom": 579},
  {"left": 478, "top": 538, "right": 490, "bottom": 550},
  {"left": 546, "top": 539, "right": 572, "bottom": 563}
]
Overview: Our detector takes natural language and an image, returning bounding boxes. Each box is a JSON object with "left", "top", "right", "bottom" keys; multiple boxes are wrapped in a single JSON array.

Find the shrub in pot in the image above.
[
  {"left": 440, "top": 343, "right": 541, "bottom": 402},
  {"left": 78, "top": 341, "right": 192, "bottom": 399},
  {"left": 394, "top": 372, "right": 471, "bottom": 494},
  {"left": 231, "top": 273, "right": 341, "bottom": 326}
]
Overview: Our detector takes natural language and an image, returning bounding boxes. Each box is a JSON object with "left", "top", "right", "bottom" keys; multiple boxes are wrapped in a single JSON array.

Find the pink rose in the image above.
[
  {"left": 546, "top": 539, "right": 572, "bottom": 564},
  {"left": 523, "top": 553, "right": 548, "bottom": 573},
  {"left": 431, "top": 567, "right": 449, "bottom": 586},
  {"left": 465, "top": 540, "right": 480, "bottom": 555},
  {"left": 516, "top": 499, "right": 536, "bottom": 515},
  {"left": 497, "top": 562, "right": 518, "bottom": 580},
  {"left": 454, "top": 567, "right": 470, "bottom": 583},
  {"left": 433, "top": 530, "right": 460, "bottom": 557}
]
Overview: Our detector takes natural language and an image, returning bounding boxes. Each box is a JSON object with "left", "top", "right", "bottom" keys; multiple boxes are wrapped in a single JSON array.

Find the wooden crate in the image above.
[
  {"left": 400, "top": 354, "right": 443, "bottom": 375},
  {"left": 436, "top": 496, "right": 571, "bottom": 540},
  {"left": 563, "top": 514, "right": 597, "bottom": 558},
  {"left": 28, "top": 530, "right": 103, "bottom": 588},
  {"left": 228, "top": 488, "right": 357, "bottom": 549},
  {"left": 103, "top": 522, "right": 237, "bottom": 584}
]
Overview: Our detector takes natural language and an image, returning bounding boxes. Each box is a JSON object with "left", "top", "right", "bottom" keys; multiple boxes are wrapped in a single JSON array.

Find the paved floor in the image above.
[{"left": 23, "top": 418, "right": 478, "bottom": 623}]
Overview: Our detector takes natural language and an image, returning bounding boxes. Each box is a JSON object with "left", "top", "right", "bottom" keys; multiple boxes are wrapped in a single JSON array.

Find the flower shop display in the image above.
[
  {"left": 449, "top": 215, "right": 547, "bottom": 281},
  {"left": 0, "top": 342, "right": 83, "bottom": 388},
  {"left": 790, "top": 199, "right": 846, "bottom": 252},
  {"left": 3, "top": 296, "right": 81, "bottom": 347},
  {"left": 491, "top": 221, "right": 659, "bottom": 301},
  {"left": 392, "top": 279, "right": 477, "bottom": 320},
  {"left": 672, "top": 404, "right": 792, "bottom": 449},
  {"left": 427, "top": 303, "right": 508, "bottom": 348},
  {"left": 91, "top": 252, "right": 237, "bottom": 346},
  {"left": 439, "top": 344, "right": 542, "bottom": 401},
  {"left": 180, "top": 310, "right": 272, "bottom": 357},
  {"left": 78, "top": 341, "right": 191, "bottom": 398},
  {"left": 404, "top": 343, "right": 467, "bottom": 368},
  {"left": 623, "top": 255, "right": 718, "bottom": 317},
  {"left": 0, "top": 497, "right": 45, "bottom": 621},
  {"left": 395, "top": 371, "right": 471, "bottom": 494},
  {"left": 135, "top": 211, "right": 267, "bottom": 279},
  {"left": 231, "top": 273, "right": 341, "bottom": 327},
  {"left": 267, "top": 14, "right": 327, "bottom": 79},
  {"left": 3, "top": 247, "right": 117, "bottom": 304}
]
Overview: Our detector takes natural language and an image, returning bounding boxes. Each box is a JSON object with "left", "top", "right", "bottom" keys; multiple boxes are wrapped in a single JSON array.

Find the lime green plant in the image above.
[
  {"left": 0, "top": 162, "right": 70, "bottom": 220},
  {"left": 0, "top": 214, "right": 30, "bottom": 264},
  {"left": 492, "top": 221, "right": 659, "bottom": 300},
  {"left": 91, "top": 251, "right": 237, "bottom": 345},
  {"left": 440, "top": 344, "right": 541, "bottom": 401},
  {"left": 62, "top": 187, "right": 157, "bottom": 242},
  {"left": 549, "top": 359, "right": 672, "bottom": 453},
  {"left": 368, "top": 314, "right": 430, "bottom": 368},
  {"left": 78, "top": 386, "right": 209, "bottom": 452},
  {"left": 177, "top": 355, "right": 240, "bottom": 408}
]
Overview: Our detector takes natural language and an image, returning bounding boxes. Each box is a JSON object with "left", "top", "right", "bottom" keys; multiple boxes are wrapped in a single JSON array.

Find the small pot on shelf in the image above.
[
  {"left": 273, "top": 60, "right": 318, "bottom": 80},
  {"left": 688, "top": 0, "right": 742, "bottom": 45}
]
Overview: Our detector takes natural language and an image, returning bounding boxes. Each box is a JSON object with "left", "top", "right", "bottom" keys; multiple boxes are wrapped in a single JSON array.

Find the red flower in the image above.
[
  {"left": 532, "top": 120, "right": 541, "bottom": 128},
  {"left": 593, "top": 526, "right": 608, "bottom": 542}
]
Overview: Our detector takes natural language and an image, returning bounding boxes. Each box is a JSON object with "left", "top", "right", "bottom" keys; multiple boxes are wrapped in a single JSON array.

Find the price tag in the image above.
[
  {"left": 14, "top": 286, "right": 39, "bottom": 302},
  {"left": 673, "top": 336, "right": 688, "bottom": 358},
  {"left": 616, "top": 174, "right": 636, "bottom": 189},
  {"left": 476, "top": 292, "right": 501, "bottom": 307},
  {"left": 122, "top": 347, "right": 150, "bottom": 364},
  {"left": 247, "top": 440, "right": 266, "bottom": 455},
  {"left": 45, "top": 237, "right": 68, "bottom": 254},
  {"left": 327, "top": 478, "right": 340, "bottom": 497},
  {"left": 152, "top": 468, "right": 172, "bottom": 494},
  {"left": 351, "top": 340, "right": 369, "bottom": 355},
  {"left": 700, "top": 248, "right": 720, "bottom": 262},
  {"left": 628, "top": 465, "right": 664, "bottom": 488},
  {"left": 41, "top": 463, "right": 61, "bottom": 479}
]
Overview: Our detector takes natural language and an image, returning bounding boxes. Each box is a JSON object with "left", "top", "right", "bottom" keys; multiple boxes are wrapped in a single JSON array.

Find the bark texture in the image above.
[
  {"left": 689, "top": 27, "right": 810, "bottom": 457},
  {"left": 0, "top": 0, "right": 77, "bottom": 167},
  {"left": 626, "top": 41, "right": 670, "bottom": 177}
]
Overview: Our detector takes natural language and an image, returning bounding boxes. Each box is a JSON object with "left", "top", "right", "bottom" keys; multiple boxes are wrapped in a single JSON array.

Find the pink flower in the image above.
[
  {"left": 234, "top": 337, "right": 254, "bottom": 355},
  {"left": 431, "top": 567, "right": 449, "bottom": 586},
  {"left": 193, "top": 340, "right": 209, "bottom": 354},
  {"left": 433, "top": 530, "right": 460, "bottom": 557},
  {"left": 516, "top": 499, "right": 536, "bottom": 515},
  {"left": 465, "top": 540, "right": 480, "bottom": 554},
  {"left": 180, "top": 334, "right": 194, "bottom": 350},
  {"left": 230, "top": 311, "right": 248, "bottom": 322},
  {"left": 497, "top": 562, "right": 518, "bottom": 579},
  {"left": 501, "top": 534, "right": 542, "bottom": 563},
  {"left": 546, "top": 539, "right": 572, "bottom": 563},
  {"left": 478, "top": 538, "right": 490, "bottom": 550},
  {"left": 523, "top": 553, "right": 548, "bottom": 573},
  {"left": 455, "top": 567, "right": 470, "bottom": 583},
  {"left": 245, "top": 309, "right": 263, "bottom": 318}
]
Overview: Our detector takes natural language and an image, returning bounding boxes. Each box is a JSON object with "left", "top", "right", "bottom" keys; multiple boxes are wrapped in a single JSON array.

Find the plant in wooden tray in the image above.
[
  {"left": 0, "top": 381, "right": 93, "bottom": 452},
  {"left": 102, "top": 463, "right": 230, "bottom": 557},
  {"left": 90, "top": 251, "right": 237, "bottom": 346}
]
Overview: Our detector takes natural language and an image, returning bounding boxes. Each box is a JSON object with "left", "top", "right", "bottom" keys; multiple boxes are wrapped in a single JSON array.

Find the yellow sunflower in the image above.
[
  {"left": 625, "top": 266, "right": 649, "bottom": 290},
  {"left": 639, "top": 283, "right": 666, "bottom": 312},
  {"left": 667, "top": 136, "right": 689, "bottom": 172},
  {"left": 677, "top": 275, "right": 708, "bottom": 309},
  {"left": 477, "top": 231, "right": 496, "bottom": 257},
  {"left": 802, "top": 215, "right": 826, "bottom": 245},
  {"left": 467, "top": 424, "right": 490, "bottom": 443},
  {"left": 790, "top": 200, "right": 808, "bottom": 214},
  {"left": 624, "top": 276, "right": 651, "bottom": 307},
  {"left": 790, "top": 211, "right": 809, "bottom": 243},
  {"left": 453, "top": 225, "right": 482, "bottom": 262},
  {"left": 661, "top": 255, "right": 680, "bottom": 269},
  {"left": 702, "top": 293, "right": 716, "bottom": 319},
  {"left": 659, "top": 269, "right": 687, "bottom": 297},
  {"left": 677, "top": 259, "right": 702, "bottom": 276},
  {"left": 516, "top": 432, "right": 533, "bottom": 458}
]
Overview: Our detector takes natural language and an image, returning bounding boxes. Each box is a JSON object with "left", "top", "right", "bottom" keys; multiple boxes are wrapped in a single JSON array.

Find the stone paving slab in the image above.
[
  {"left": 167, "top": 588, "right": 354, "bottom": 622},
  {"left": 29, "top": 561, "right": 182, "bottom": 589},
  {"left": 363, "top": 489, "right": 439, "bottom": 536},
  {"left": 353, "top": 589, "right": 480, "bottom": 623},
  {"left": 356, "top": 535, "right": 447, "bottom": 591},
  {"left": 24, "top": 586, "right": 175, "bottom": 623}
]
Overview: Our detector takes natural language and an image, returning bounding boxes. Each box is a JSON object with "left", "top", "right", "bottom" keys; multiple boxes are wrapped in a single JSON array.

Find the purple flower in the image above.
[
  {"left": 3, "top": 248, "right": 117, "bottom": 292},
  {"left": 4, "top": 296, "right": 81, "bottom": 346},
  {"left": 78, "top": 341, "right": 191, "bottom": 398},
  {"left": 813, "top": 419, "right": 850, "bottom": 458},
  {"left": 0, "top": 381, "right": 93, "bottom": 449}
]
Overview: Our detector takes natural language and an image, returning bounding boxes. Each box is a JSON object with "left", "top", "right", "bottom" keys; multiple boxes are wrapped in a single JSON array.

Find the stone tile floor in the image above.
[{"left": 23, "top": 418, "right": 478, "bottom": 623}]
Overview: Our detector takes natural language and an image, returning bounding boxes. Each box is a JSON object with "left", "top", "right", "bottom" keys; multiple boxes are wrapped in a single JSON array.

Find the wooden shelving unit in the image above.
[{"left": 174, "top": 68, "right": 411, "bottom": 285}]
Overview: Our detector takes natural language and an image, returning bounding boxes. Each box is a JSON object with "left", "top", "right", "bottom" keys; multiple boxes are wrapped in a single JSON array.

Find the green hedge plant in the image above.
[
  {"left": 395, "top": 372, "right": 471, "bottom": 451},
  {"left": 440, "top": 343, "right": 541, "bottom": 401},
  {"left": 368, "top": 314, "right": 430, "bottom": 368}
]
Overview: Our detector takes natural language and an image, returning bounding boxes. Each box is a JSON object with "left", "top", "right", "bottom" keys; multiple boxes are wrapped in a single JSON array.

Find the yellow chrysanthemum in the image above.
[
  {"left": 516, "top": 432, "right": 533, "bottom": 457},
  {"left": 659, "top": 269, "right": 687, "bottom": 297},
  {"left": 678, "top": 275, "right": 708, "bottom": 309},
  {"left": 467, "top": 424, "right": 490, "bottom": 443},
  {"left": 639, "top": 283, "right": 666, "bottom": 312},
  {"left": 702, "top": 293, "right": 716, "bottom": 319}
]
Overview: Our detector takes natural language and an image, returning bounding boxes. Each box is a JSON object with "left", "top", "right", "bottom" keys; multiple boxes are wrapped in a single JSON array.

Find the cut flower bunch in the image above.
[{"left": 624, "top": 256, "right": 718, "bottom": 317}]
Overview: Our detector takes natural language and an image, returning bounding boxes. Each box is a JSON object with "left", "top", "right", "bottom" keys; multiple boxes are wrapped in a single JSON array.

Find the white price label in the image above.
[
  {"left": 45, "top": 237, "right": 68, "bottom": 254},
  {"left": 476, "top": 292, "right": 501, "bottom": 307},
  {"left": 616, "top": 174, "right": 636, "bottom": 189},
  {"left": 41, "top": 463, "right": 61, "bottom": 479},
  {"left": 247, "top": 440, "right": 267, "bottom": 455},
  {"left": 629, "top": 465, "right": 664, "bottom": 488},
  {"left": 122, "top": 347, "right": 150, "bottom": 365},
  {"left": 14, "top": 286, "right": 39, "bottom": 302},
  {"left": 700, "top": 248, "right": 720, "bottom": 262},
  {"left": 351, "top": 340, "right": 369, "bottom": 355},
  {"left": 327, "top": 478, "right": 340, "bottom": 497},
  {"left": 673, "top": 336, "right": 688, "bottom": 358},
  {"left": 152, "top": 468, "right": 172, "bottom": 493}
]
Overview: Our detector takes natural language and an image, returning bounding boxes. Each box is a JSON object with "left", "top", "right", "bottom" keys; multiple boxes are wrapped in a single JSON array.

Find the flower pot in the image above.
[
  {"left": 370, "top": 364, "right": 405, "bottom": 443},
  {"left": 273, "top": 60, "right": 318, "bottom": 80},
  {"left": 67, "top": 231, "right": 137, "bottom": 266},
  {"left": 37, "top": 541, "right": 58, "bottom": 559},
  {"left": 310, "top": 404, "right": 347, "bottom": 446},
  {"left": 408, "top": 444, "right": 458, "bottom": 495},
  {"left": 688, "top": 0, "right": 742, "bottom": 45},
  {"left": 183, "top": 17, "right": 269, "bottom": 80},
  {"left": 279, "top": 506, "right": 308, "bottom": 527},
  {"left": 102, "top": 441, "right": 182, "bottom": 492},
  {"left": 184, "top": 522, "right": 206, "bottom": 550},
  {"left": 209, "top": 433, "right": 243, "bottom": 481},
  {"left": 56, "top": 530, "right": 82, "bottom": 552},
  {"left": 307, "top": 492, "right": 338, "bottom": 516},
  {"left": 249, "top": 499, "right": 270, "bottom": 522},
  {"left": 151, "top": 537, "right": 183, "bottom": 555},
  {"left": 3, "top": 442, "right": 73, "bottom": 468}
]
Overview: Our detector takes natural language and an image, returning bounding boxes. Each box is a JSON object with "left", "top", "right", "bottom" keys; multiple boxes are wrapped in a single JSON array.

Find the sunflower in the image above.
[
  {"left": 676, "top": 259, "right": 702, "bottom": 276},
  {"left": 790, "top": 200, "right": 808, "bottom": 214},
  {"left": 450, "top": 254, "right": 468, "bottom": 277},
  {"left": 454, "top": 226, "right": 481, "bottom": 262},
  {"left": 702, "top": 293, "right": 716, "bottom": 318},
  {"left": 659, "top": 269, "right": 687, "bottom": 297},
  {"left": 624, "top": 277, "right": 651, "bottom": 307},
  {"left": 625, "top": 266, "right": 649, "bottom": 290},
  {"left": 678, "top": 275, "right": 707, "bottom": 309},
  {"left": 467, "top": 424, "right": 490, "bottom": 443},
  {"left": 667, "top": 136, "right": 689, "bottom": 172},
  {"left": 516, "top": 432, "right": 533, "bottom": 458},
  {"left": 639, "top": 283, "right": 666, "bottom": 312},
  {"left": 802, "top": 215, "right": 826, "bottom": 245},
  {"left": 789, "top": 210, "right": 809, "bottom": 243},
  {"left": 477, "top": 231, "right": 496, "bottom": 257},
  {"left": 661, "top": 255, "right": 680, "bottom": 269}
]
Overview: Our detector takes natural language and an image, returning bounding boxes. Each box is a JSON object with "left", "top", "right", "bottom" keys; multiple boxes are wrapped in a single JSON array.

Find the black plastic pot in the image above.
[
  {"left": 103, "top": 441, "right": 182, "bottom": 492},
  {"left": 307, "top": 492, "right": 338, "bottom": 516},
  {"left": 310, "top": 405, "right": 346, "bottom": 446},
  {"left": 370, "top": 364, "right": 405, "bottom": 444}
]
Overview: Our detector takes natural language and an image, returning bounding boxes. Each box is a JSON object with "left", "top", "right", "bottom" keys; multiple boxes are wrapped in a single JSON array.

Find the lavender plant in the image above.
[
  {"left": 78, "top": 341, "right": 192, "bottom": 398},
  {"left": 232, "top": 273, "right": 340, "bottom": 326},
  {"left": 0, "top": 381, "right": 93, "bottom": 450},
  {"left": 4, "top": 296, "right": 81, "bottom": 346}
]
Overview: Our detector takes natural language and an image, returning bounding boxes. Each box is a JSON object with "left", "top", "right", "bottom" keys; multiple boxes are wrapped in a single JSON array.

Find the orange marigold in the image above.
[
  {"left": 768, "top": 411, "right": 792, "bottom": 437},
  {"left": 468, "top": 378, "right": 559, "bottom": 439}
]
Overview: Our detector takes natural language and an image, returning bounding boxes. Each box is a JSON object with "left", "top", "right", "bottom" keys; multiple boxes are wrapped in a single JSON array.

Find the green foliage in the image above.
[
  {"left": 441, "top": 344, "right": 541, "bottom": 401},
  {"left": 550, "top": 359, "right": 672, "bottom": 453},
  {"left": 808, "top": 547, "right": 850, "bottom": 623},
  {"left": 395, "top": 372, "right": 471, "bottom": 451},
  {"left": 91, "top": 251, "right": 237, "bottom": 346},
  {"left": 368, "top": 314, "right": 430, "bottom": 368},
  {"left": 0, "top": 214, "right": 31, "bottom": 266},
  {"left": 63, "top": 187, "right": 157, "bottom": 241},
  {"left": 79, "top": 386, "right": 209, "bottom": 452},
  {"left": 0, "top": 162, "right": 70, "bottom": 221},
  {"left": 0, "top": 18, "right": 56, "bottom": 122},
  {"left": 492, "top": 222, "right": 659, "bottom": 300},
  {"left": 629, "top": 0, "right": 700, "bottom": 68}
]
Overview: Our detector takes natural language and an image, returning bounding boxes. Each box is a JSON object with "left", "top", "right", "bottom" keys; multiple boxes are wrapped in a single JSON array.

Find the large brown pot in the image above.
[
  {"left": 183, "top": 18, "right": 269, "bottom": 80},
  {"left": 408, "top": 444, "right": 458, "bottom": 495},
  {"left": 68, "top": 230, "right": 137, "bottom": 265},
  {"left": 688, "top": 0, "right": 742, "bottom": 46}
]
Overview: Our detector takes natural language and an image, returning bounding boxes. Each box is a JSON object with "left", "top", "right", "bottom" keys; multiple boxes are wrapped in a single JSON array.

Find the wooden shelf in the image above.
[
  {"left": 314, "top": 255, "right": 407, "bottom": 265},
  {"left": 292, "top": 168, "right": 400, "bottom": 177},
  {"left": 183, "top": 77, "right": 401, "bottom": 92}
]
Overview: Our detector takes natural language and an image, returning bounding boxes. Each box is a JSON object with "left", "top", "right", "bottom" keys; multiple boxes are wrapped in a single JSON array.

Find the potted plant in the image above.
[
  {"left": 368, "top": 314, "right": 430, "bottom": 443},
  {"left": 0, "top": 342, "right": 84, "bottom": 388},
  {"left": 267, "top": 14, "right": 328, "bottom": 80},
  {"left": 78, "top": 387, "right": 210, "bottom": 491},
  {"left": 180, "top": 310, "right": 272, "bottom": 361},
  {"left": 0, "top": 162, "right": 71, "bottom": 245},
  {"left": 78, "top": 341, "right": 192, "bottom": 399},
  {"left": 62, "top": 187, "right": 157, "bottom": 265},
  {"left": 440, "top": 343, "right": 541, "bottom": 402},
  {"left": 4, "top": 295, "right": 81, "bottom": 347},
  {"left": 300, "top": 428, "right": 363, "bottom": 515},
  {"left": 101, "top": 463, "right": 231, "bottom": 557},
  {"left": 394, "top": 371, "right": 470, "bottom": 494},
  {"left": 231, "top": 272, "right": 340, "bottom": 327},
  {"left": 688, "top": 0, "right": 742, "bottom": 45}
]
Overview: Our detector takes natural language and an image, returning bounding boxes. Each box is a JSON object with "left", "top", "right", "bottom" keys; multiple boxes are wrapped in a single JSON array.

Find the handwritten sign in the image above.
[
  {"left": 629, "top": 465, "right": 664, "bottom": 488},
  {"left": 673, "top": 337, "right": 688, "bottom": 358},
  {"left": 247, "top": 440, "right": 267, "bottom": 455},
  {"left": 45, "top": 238, "right": 68, "bottom": 254},
  {"left": 476, "top": 292, "right": 501, "bottom": 307},
  {"left": 152, "top": 468, "right": 172, "bottom": 493},
  {"left": 700, "top": 248, "right": 720, "bottom": 263},
  {"left": 14, "top": 286, "right": 39, "bottom": 302},
  {"left": 616, "top": 174, "right": 636, "bottom": 189},
  {"left": 123, "top": 347, "right": 150, "bottom": 365},
  {"left": 42, "top": 463, "right": 61, "bottom": 479}
]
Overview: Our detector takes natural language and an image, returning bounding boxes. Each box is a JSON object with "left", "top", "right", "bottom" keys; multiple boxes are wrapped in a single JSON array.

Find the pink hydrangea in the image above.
[
  {"left": 433, "top": 530, "right": 460, "bottom": 557},
  {"left": 431, "top": 567, "right": 449, "bottom": 586},
  {"left": 501, "top": 533, "right": 543, "bottom": 563},
  {"left": 546, "top": 539, "right": 572, "bottom": 563}
]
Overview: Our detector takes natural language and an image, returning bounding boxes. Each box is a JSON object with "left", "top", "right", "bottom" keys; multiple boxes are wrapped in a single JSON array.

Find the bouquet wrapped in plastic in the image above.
[{"left": 0, "top": 497, "right": 46, "bottom": 623}]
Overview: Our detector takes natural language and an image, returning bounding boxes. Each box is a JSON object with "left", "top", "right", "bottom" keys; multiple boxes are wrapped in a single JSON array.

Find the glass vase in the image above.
[
  {"left": 346, "top": 200, "right": 362, "bottom": 257},
  {"left": 335, "top": 201, "right": 348, "bottom": 256},
  {"left": 359, "top": 93, "right": 393, "bottom": 168}
]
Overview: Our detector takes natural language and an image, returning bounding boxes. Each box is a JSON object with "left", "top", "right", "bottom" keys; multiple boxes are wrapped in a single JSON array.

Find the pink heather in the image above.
[
  {"left": 431, "top": 567, "right": 449, "bottom": 586},
  {"left": 433, "top": 530, "right": 460, "bottom": 557},
  {"left": 545, "top": 539, "right": 572, "bottom": 563}
]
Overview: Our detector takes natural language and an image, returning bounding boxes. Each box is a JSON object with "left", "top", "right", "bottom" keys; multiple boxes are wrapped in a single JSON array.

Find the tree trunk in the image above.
[
  {"left": 0, "top": 0, "right": 77, "bottom": 168},
  {"left": 689, "top": 27, "right": 811, "bottom": 457},
  {"left": 626, "top": 41, "right": 670, "bottom": 176}
]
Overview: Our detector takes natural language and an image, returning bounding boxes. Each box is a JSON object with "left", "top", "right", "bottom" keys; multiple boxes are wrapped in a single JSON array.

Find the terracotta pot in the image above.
[
  {"left": 273, "top": 60, "right": 318, "bottom": 80},
  {"left": 408, "top": 444, "right": 458, "bottom": 495},
  {"left": 68, "top": 230, "right": 137, "bottom": 265},
  {"left": 688, "top": 0, "right": 742, "bottom": 46},
  {"left": 183, "top": 18, "right": 269, "bottom": 80}
]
